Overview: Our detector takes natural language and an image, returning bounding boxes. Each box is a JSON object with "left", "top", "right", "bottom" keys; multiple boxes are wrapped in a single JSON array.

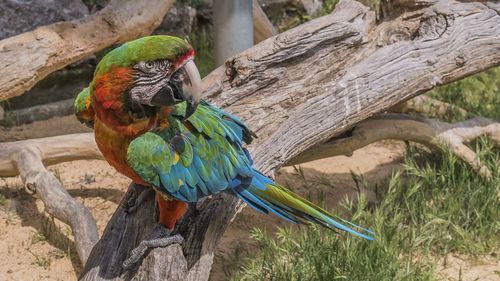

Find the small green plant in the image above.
[
  {"left": 30, "top": 229, "right": 48, "bottom": 245},
  {"left": 27, "top": 249, "right": 51, "bottom": 269},
  {"left": 0, "top": 193, "right": 7, "bottom": 206},
  {"left": 52, "top": 169, "right": 63, "bottom": 184},
  {"left": 30, "top": 216, "right": 75, "bottom": 258},
  {"left": 319, "top": 0, "right": 339, "bottom": 16}
]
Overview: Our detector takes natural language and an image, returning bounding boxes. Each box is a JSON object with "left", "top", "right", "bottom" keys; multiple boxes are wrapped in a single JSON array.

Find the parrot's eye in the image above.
[
  {"left": 134, "top": 60, "right": 171, "bottom": 74},
  {"left": 171, "top": 70, "right": 184, "bottom": 83}
]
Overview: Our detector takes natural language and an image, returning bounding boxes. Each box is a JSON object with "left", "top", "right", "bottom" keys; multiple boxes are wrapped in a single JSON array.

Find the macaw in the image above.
[{"left": 74, "top": 35, "right": 374, "bottom": 240}]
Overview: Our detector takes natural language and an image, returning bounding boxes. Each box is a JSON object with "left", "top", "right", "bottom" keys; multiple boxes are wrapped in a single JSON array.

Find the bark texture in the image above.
[
  {"left": 77, "top": 0, "right": 500, "bottom": 280},
  {"left": 1, "top": 99, "right": 75, "bottom": 125},
  {"left": 0, "top": 0, "right": 174, "bottom": 101}
]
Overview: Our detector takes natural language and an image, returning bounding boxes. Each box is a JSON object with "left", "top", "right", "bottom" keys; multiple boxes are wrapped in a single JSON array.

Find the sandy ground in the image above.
[{"left": 0, "top": 116, "right": 498, "bottom": 280}]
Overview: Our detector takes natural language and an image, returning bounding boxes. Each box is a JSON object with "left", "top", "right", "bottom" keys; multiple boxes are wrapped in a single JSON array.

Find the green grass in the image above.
[
  {"left": 427, "top": 67, "right": 500, "bottom": 120},
  {"left": 0, "top": 193, "right": 6, "bottom": 206},
  {"left": 232, "top": 141, "right": 499, "bottom": 280},
  {"left": 29, "top": 216, "right": 75, "bottom": 259}
]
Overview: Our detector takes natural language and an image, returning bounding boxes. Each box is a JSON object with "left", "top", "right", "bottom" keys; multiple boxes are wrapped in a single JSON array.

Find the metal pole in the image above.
[{"left": 213, "top": 0, "right": 254, "bottom": 66}]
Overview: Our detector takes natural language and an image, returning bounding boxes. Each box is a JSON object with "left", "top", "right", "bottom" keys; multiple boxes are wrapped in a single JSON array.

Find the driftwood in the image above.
[
  {"left": 0, "top": 134, "right": 102, "bottom": 264},
  {"left": 0, "top": 0, "right": 174, "bottom": 101},
  {"left": 74, "top": 0, "right": 500, "bottom": 280},
  {"left": 0, "top": 133, "right": 101, "bottom": 177},
  {"left": 253, "top": 0, "right": 278, "bottom": 43},
  {"left": 288, "top": 114, "right": 500, "bottom": 178}
]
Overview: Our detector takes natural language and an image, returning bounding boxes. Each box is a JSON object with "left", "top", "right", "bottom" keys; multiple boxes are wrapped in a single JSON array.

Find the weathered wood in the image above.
[
  {"left": 0, "top": 133, "right": 102, "bottom": 177},
  {"left": 1, "top": 99, "right": 74, "bottom": 125},
  {"left": 288, "top": 114, "right": 500, "bottom": 178},
  {"left": 253, "top": 0, "right": 278, "bottom": 43},
  {"left": 0, "top": 136, "right": 100, "bottom": 264},
  {"left": 79, "top": 0, "right": 500, "bottom": 280},
  {"left": 0, "top": 0, "right": 174, "bottom": 101}
]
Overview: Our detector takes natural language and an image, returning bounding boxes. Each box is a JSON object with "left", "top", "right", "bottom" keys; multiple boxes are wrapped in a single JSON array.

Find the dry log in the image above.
[
  {"left": 0, "top": 133, "right": 102, "bottom": 177},
  {"left": 288, "top": 114, "right": 500, "bottom": 178},
  {"left": 0, "top": 0, "right": 174, "bottom": 102},
  {"left": 0, "top": 134, "right": 103, "bottom": 264},
  {"left": 253, "top": 0, "right": 278, "bottom": 43},
  {"left": 0, "top": 99, "right": 74, "bottom": 125},
  {"left": 76, "top": 0, "right": 500, "bottom": 280}
]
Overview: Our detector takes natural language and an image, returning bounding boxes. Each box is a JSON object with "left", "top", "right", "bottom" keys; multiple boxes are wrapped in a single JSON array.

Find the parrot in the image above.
[{"left": 74, "top": 35, "right": 374, "bottom": 241}]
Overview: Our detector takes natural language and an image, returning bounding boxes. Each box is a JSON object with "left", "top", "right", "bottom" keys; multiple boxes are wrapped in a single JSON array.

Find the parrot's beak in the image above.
[
  {"left": 150, "top": 60, "right": 202, "bottom": 119},
  {"left": 174, "top": 60, "right": 202, "bottom": 119}
]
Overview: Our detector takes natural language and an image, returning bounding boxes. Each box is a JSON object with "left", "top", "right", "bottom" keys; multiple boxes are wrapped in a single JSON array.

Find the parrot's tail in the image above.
[{"left": 232, "top": 171, "right": 374, "bottom": 240}]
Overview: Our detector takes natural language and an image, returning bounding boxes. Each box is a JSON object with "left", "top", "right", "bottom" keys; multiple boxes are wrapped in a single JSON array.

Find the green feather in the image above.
[{"left": 95, "top": 36, "right": 191, "bottom": 77}]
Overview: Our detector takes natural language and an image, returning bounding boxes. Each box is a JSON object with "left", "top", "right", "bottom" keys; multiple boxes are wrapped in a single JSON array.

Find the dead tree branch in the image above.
[
  {"left": 0, "top": 134, "right": 102, "bottom": 177},
  {"left": 0, "top": 134, "right": 103, "bottom": 264},
  {"left": 288, "top": 114, "right": 500, "bottom": 178},
  {"left": 253, "top": 0, "right": 278, "bottom": 43},
  {"left": 0, "top": 99, "right": 75, "bottom": 125},
  {"left": 76, "top": 0, "right": 500, "bottom": 280},
  {"left": 0, "top": 0, "right": 174, "bottom": 101}
]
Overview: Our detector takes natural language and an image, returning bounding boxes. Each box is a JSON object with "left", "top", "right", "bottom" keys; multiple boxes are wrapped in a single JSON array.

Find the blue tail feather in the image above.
[{"left": 231, "top": 169, "right": 375, "bottom": 240}]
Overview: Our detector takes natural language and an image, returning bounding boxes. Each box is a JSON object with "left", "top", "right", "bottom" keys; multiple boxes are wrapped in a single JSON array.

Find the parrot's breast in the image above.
[{"left": 94, "top": 119, "right": 149, "bottom": 186}]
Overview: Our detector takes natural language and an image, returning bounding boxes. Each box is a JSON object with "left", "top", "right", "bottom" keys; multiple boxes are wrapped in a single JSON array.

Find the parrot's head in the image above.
[
  {"left": 74, "top": 87, "right": 95, "bottom": 128},
  {"left": 91, "top": 35, "right": 203, "bottom": 134}
]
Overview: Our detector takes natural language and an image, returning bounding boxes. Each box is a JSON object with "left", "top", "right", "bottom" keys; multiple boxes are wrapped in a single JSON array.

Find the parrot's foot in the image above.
[{"left": 122, "top": 225, "right": 184, "bottom": 270}]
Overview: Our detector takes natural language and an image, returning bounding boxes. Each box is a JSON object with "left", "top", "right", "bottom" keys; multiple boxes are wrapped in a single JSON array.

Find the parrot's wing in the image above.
[
  {"left": 198, "top": 100, "right": 257, "bottom": 144},
  {"left": 127, "top": 102, "right": 255, "bottom": 202},
  {"left": 74, "top": 87, "right": 95, "bottom": 128}
]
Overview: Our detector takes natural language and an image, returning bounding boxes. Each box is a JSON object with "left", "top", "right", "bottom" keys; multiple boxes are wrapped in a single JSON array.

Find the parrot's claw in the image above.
[{"left": 122, "top": 225, "right": 184, "bottom": 270}]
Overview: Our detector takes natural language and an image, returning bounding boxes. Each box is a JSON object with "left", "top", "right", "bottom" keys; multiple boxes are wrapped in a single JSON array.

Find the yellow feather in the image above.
[{"left": 173, "top": 152, "right": 180, "bottom": 164}]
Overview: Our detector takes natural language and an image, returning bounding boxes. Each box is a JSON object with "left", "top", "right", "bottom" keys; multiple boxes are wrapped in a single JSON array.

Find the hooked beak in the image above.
[{"left": 150, "top": 60, "right": 202, "bottom": 119}]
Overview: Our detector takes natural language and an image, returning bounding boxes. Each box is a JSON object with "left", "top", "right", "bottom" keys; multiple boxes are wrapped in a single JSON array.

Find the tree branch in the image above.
[
  {"left": 1, "top": 0, "right": 498, "bottom": 279},
  {"left": 288, "top": 114, "right": 499, "bottom": 178},
  {"left": 0, "top": 134, "right": 102, "bottom": 264},
  {"left": 0, "top": 0, "right": 174, "bottom": 101},
  {"left": 77, "top": 0, "right": 500, "bottom": 280},
  {"left": 0, "top": 133, "right": 102, "bottom": 177},
  {"left": 253, "top": 0, "right": 278, "bottom": 43}
]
